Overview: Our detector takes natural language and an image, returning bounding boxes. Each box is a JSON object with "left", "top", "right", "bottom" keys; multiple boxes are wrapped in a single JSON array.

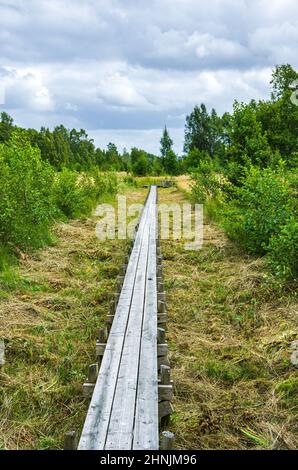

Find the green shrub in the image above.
[
  {"left": 53, "top": 169, "right": 93, "bottom": 218},
  {"left": 191, "top": 158, "right": 226, "bottom": 203},
  {"left": 122, "top": 175, "right": 137, "bottom": 187},
  {"left": 53, "top": 169, "right": 118, "bottom": 219},
  {"left": 0, "top": 130, "right": 56, "bottom": 249},
  {"left": 267, "top": 218, "right": 298, "bottom": 281},
  {"left": 92, "top": 171, "right": 118, "bottom": 198},
  {"left": 223, "top": 167, "right": 295, "bottom": 255}
]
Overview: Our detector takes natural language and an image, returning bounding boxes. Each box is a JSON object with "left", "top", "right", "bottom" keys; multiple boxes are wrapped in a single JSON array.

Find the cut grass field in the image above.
[
  {"left": 0, "top": 187, "right": 147, "bottom": 450},
  {"left": 0, "top": 182, "right": 297, "bottom": 450},
  {"left": 159, "top": 186, "right": 298, "bottom": 450}
]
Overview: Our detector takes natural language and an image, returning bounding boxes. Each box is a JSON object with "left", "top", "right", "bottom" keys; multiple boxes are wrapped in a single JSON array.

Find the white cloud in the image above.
[
  {"left": 249, "top": 22, "right": 298, "bottom": 63},
  {"left": 1, "top": 66, "right": 54, "bottom": 111},
  {"left": 0, "top": 0, "right": 297, "bottom": 145},
  {"left": 187, "top": 33, "right": 247, "bottom": 61},
  {"left": 97, "top": 71, "right": 150, "bottom": 108}
]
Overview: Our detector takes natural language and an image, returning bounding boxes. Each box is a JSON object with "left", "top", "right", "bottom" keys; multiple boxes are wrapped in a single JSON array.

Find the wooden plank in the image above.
[
  {"left": 157, "top": 328, "right": 166, "bottom": 344},
  {"left": 78, "top": 187, "right": 160, "bottom": 451},
  {"left": 133, "top": 186, "right": 159, "bottom": 450},
  {"left": 88, "top": 364, "right": 98, "bottom": 383},
  {"left": 160, "top": 365, "right": 171, "bottom": 385},
  {"left": 104, "top": 199, "right": 151, "bottom": 450},
  {"left": 78, "top": 190, "right": 153, "bottom": 450}
]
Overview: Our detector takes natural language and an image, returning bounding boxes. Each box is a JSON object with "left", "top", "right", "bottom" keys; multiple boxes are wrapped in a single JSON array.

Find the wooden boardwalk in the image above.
[{"left": 78, "top": 186, "right": 161, "bottom": 450}]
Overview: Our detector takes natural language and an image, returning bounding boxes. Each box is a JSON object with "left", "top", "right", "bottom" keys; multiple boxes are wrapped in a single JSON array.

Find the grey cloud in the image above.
[
  {"left": 0, "top": 0, "right": 297, "bottom": 153},
  {"left": 1, "top": 0, "right": 296, "bottom": 69}
]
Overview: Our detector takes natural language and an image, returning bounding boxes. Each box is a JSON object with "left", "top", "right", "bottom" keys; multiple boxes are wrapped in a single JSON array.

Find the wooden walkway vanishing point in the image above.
[{"left": 71, "top": 186, "right": 174, "bottom": 451}]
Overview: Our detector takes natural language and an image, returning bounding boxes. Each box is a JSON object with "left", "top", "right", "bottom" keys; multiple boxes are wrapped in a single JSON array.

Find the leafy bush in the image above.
[
  {"left": 0, "top": 130, "right": 119, "bottom": 258},
  {"left": 223, "top": 167, "right": 295, "bottom": 255},
  {"left": 267, "top": 218, "right": 298, "bottom": 281},
  {"left": 92, "top": 171, "right": 118, "bottom": 198},
  {"left": 53, "top": 169, "right": 118, "bottom": 219},
  {"left": 53, "top": 169, "right": 84, "bottom": 218},
  {"left": 53, "top": 170, "right": 94, "bottom": 218},
  {"left": 122, "top": 175, "right": 137, "bottom": 187},
  {"left": 0, "top": 130, "right": 56, "bottom": 249},
  {"left": 191, "top": 158, "right": 224, "bottom": 203}
]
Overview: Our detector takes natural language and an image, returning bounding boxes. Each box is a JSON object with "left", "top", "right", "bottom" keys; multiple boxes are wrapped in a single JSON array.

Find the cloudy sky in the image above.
[{"left": 0, "top": 0, "right": 297, "bottom": 154}]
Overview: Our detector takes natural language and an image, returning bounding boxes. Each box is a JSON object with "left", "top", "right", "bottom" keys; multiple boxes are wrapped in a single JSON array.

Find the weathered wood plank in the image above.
[
  {"left": 78, "top": 190, "right": 153, "bottom": 450},
  {"left": 104, "top": 200, "right": 151, "bottom": 450},
  {"left": 133, "top": 186, "right": 159, "bottom": 450},
  {"left": 78, "top": 187, "right": 160, "bottom": 451}
]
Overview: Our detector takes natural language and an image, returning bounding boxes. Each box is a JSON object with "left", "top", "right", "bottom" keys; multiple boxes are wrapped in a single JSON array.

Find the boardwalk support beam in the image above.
[
  {"left": 160, "top": 431, "right": 175, "bottom": 450},
  {"left": 64, "top": 431, "right": 77, "bottom": 450}
]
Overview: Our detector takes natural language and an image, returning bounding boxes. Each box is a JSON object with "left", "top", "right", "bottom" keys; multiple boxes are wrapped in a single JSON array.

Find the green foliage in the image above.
[
  {"left": 183, "top": 64, "right": 298, "bottom": 179},
  {"left": 223, "top": 167, "right": 295, "bottom": 255},
  {"left": 191, "top": 157, "right": 228, "bottom": 203},
  {"left": 0, "top": 129, "right": 119, "bottom": 263},
  {"left": 163, "top": 149, "right": 179, "bottom": 175},
  {"left": 183, "top": 149, "right": 209, "bottom": 172},
  {"left": 122, "top": 175, "right": 137, "bottom": 186},
  {"left": 131, "top": 148, "right": 149, "bottom": 176},
  {"left": 0, "top": 112, "right": 180, "bottom": 176},
  {"left": 104, "top": 143, "right": 122, "bottom": 171},
  {"left": 53, "top": 169, "right": 118, "bottom": 219},
  {"left": 0, "top": 244, "right": 16, "bottom": 272},
  {"left": 92, "top": 170, "right": 118, "bottom": 199},
  {"left": 187, "top": 64, "right": 297, "bottom": 283},
  {"left": 270, "top": 64, "right": 298, "bottom": 101},
  {"left": 184, "top": 104, "right": 224, "bottom": 157},
  {"left": 160, "top": 126, "right": 173, "bottom": 159},
  {"left": 267, "top": 218, "right": 298, "bottom": 281},
  {"left": 226, "top": 101, "right": 272, "bottom": 173},
  {"left": 257, "top": 96, "right": 298, "bottom": 164},
  {"left": 53, "top": 169, "right": 92, "bottom": 218},
  {"left": 159, "top": 127, "right": 179, "bottom": 175},
  {"left": 151, "top": 157, "right": 164, "bottom": 176},
  {"left": 0, "top": 112, "right": 14, "bottom": 143},
  {"left": 0, "top": 130, "right": 56, "bottom": 249}
]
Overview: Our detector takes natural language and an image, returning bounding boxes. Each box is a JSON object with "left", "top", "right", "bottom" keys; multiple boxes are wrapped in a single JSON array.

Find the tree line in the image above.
[
  {"left": 0, "top": 114, "right": 177, "bottom": 176},
  {"left": 0, "top": 64, "right": 297, "bottom": 178},
  {"left": 186, "top": 64, "right": 298, "bottom": 283},
  {"left": 183, "top": 64, "right": 297, "bottom": 174}
]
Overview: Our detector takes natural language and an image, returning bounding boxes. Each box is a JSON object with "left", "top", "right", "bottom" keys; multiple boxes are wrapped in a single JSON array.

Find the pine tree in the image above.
[{"left": 160, "top": 126, "right": 173, "bottom": 159}]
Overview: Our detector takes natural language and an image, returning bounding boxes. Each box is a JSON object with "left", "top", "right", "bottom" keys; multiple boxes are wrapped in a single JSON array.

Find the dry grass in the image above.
[
  {"left": 0, "top": 183, "right": 297, "bottom": 450},
  {"left": 0, "top": 187, "right": 147, "bottom": 450},
  {"left": 159, "top": 187, "right": 298, "bottom": 450},
  {"left": 175, "top": 175, "right": 192, "bottom": 192}
]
